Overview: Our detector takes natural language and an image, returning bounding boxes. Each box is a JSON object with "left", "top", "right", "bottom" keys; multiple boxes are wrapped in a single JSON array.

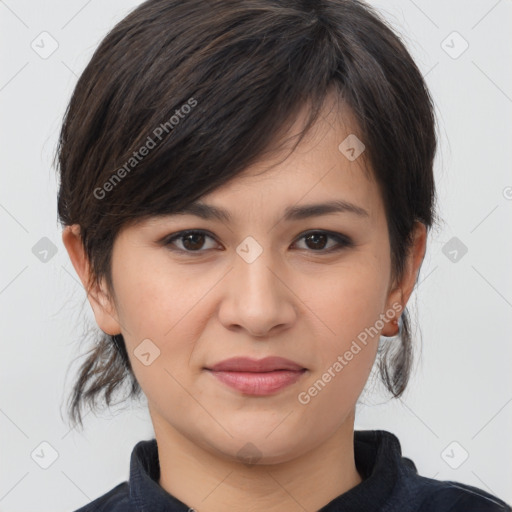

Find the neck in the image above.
[{"left": 154, "top": 411, "right": 362, "bottom": 512}]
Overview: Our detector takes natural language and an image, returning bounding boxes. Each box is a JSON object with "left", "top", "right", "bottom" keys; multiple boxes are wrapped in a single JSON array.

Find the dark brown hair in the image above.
[{"left": 55, "top": 0, "right": 438, "bottom": 429}]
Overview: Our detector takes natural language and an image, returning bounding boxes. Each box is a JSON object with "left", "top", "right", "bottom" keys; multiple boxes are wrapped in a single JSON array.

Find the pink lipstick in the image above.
[{"left": 205, "top": 356, "right": 307, "bottom": 396}]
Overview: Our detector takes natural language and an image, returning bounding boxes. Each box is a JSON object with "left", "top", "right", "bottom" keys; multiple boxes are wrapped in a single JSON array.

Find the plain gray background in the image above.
[{"left": 1, "top": 0, "right": 511, "bottom": 510}]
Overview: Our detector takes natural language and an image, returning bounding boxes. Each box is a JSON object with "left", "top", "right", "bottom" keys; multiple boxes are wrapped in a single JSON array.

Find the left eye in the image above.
[
  {"left": 293, "top": 231, "right": 353, "bottom": 252},
  {"left": 163, "top": 230, "right": 353, "bottom": 254}
]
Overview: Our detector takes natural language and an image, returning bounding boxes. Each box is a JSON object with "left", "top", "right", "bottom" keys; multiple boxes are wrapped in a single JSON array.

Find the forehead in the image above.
[
  {"left": 125, "top": 93, "right": 385, "bottom": 234},
  {"left": 197, "top": 96, "right": 380, "bottom": 220}
]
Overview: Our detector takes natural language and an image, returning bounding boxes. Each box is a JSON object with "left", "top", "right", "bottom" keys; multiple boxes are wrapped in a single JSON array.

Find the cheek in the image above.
[
  {"left": 112, "top": 247, "right": 206, "bottom": 335},
  {"left": 305, "top": 256, "right": 390, "bottom": 347},
  {"left": 110, "top": 252, "right": 206, "bottom": 381},
  {"left": 295, "top": 276, "right": 384, "bottom": 422},
  {"left": 297, "top": 253, "right": 389, "bottom": 396}
]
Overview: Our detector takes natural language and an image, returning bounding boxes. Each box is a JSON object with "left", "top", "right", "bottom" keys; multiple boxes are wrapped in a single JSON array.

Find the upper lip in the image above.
[{"left": 206, "top": 356, "right": 306, "bottom": 372}]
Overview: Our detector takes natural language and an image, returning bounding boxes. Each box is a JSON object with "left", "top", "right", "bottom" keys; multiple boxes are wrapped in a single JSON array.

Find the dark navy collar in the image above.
[
  {"left": 128, "top": 430, "right": 413, "bottom": 511},
  {"left": 129, "top": 437, "right": 191, "bottom": 511}
]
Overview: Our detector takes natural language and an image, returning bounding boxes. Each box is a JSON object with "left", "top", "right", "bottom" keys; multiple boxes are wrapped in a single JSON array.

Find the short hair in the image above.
[{"left": 55, "top": 0, "right": 438, "bottom": 428}]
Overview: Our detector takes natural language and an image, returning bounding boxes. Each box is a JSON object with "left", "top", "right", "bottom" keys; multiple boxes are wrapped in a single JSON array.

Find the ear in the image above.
[
  {"left": 62, "top": 224, "right": 121, "bottom": 336},
  {"left": 381, "top": 221, "right": 427, "bottom": 336}
]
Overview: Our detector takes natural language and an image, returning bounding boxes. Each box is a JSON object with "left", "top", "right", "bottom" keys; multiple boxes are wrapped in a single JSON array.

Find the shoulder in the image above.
[
  {"left": 410, "top": 476, "right": 511, "bottom": 512},
  {"left": 71, "top": 481, "right": 133, "bottom": 512},
  {"left": 360, "top": 430, "right": 511, "bottom": 512}
]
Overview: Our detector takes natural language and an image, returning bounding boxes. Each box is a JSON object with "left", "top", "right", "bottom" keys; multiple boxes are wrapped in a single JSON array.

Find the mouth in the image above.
[
  {"left": 205, "top": 356, "right": 306, "bottom": 373},
  {"left": 204, "top": 356, "right": 307, "bottom": 396}
]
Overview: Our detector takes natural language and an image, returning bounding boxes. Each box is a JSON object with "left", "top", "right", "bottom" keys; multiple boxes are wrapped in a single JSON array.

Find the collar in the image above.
[
  {"left": 128, "top": 430, "right": 415, "bottom": 511},
  {"left": 320, "top": 430, "right": 415, "bottom": 511}
]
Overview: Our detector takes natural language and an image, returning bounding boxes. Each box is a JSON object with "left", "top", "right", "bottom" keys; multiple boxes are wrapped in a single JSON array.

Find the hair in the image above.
[{"left": 55, "top": 0, "right": 438, "bottom": 429}]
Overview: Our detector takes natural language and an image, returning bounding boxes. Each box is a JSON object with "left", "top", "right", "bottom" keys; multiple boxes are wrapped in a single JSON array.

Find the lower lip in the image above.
[{"left": 206, "top": 369, "right": 306, "bottom": 395}]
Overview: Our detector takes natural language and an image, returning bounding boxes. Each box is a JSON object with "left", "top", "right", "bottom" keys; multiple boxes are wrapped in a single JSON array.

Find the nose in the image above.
[{"left": 217, "top": 246, "right": 297, "bottom": 337}]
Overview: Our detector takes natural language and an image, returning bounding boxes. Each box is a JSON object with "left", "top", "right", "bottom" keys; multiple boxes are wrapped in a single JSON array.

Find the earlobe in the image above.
[
  {"left": 381, "top": 288, "right": 404, "bottom": 337},
  {"left": 61, "top": 224, "right": 122, "bottom": 336}
]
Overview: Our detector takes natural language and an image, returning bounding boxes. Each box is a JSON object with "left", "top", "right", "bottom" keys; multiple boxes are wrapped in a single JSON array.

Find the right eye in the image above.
[{"left": 163, "top": 230, "right": 221, "bottom": 253}]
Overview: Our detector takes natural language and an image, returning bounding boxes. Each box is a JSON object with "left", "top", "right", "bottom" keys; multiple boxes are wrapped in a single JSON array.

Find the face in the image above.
[{"left": 64, "top": 97, "right": 425, "bottom": 466}]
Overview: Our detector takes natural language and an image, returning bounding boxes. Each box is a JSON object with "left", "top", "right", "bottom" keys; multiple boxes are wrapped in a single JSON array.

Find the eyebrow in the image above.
[{"left": 172, "top": 199, "right": 369, "bottom": 223}]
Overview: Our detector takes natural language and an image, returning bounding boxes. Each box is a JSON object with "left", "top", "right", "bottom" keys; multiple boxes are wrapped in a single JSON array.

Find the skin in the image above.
[{"left": 63, "top": 95, "right": 426, "bottom": 512}]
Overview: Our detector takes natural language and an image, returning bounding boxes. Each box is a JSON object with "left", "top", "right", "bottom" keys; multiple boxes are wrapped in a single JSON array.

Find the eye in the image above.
[
  {"left": 163, "top": 229, "right": 353, "bottom": 254},
  {"left": 292, "top": 230, "right": 354, "bottom": 252},
  {"left": 164, "top": 230, "right": 219, "bottom": 253}
]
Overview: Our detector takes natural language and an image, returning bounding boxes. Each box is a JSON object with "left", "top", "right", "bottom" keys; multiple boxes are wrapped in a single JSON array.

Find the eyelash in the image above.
[{"left": 162, "top": 229, "right": 354, "bottom": 255}]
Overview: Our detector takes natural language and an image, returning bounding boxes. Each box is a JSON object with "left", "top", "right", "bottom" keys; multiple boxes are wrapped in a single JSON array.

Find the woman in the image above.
[{"left": 56, "top": 0, "right": 511, "bottom": 510}]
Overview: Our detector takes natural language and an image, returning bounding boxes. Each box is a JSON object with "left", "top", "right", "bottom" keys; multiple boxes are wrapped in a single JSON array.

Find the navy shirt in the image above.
[{"left": 72, "top": 430, "right": 511, "bottom": 511}]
